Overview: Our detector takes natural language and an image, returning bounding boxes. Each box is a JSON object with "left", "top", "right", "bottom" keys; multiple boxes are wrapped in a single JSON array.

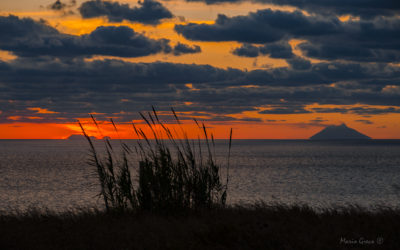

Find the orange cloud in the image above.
[
  {"left": 0, "top": 50, "right": 17, "bottom": 61},
  {"left": 7, "top": 116, "right": 22, "bottom": 121},
  {"left": 27, "top": 107, "right": 59, "bottom": 114},
  {"left": 27, "top": 116, "right": 44, "bottom": 120}
]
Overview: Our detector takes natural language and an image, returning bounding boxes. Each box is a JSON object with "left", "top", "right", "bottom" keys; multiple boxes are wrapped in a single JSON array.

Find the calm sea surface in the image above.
[{"left": 0, "top": 139, "right": 400, "bottom": 211}]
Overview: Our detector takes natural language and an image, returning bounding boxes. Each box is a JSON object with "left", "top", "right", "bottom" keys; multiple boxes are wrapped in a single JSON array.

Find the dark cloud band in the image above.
[
  {"left": 0, "top": 15, "right": 199, "bottom": 58},
  {"left": 185, "top": 0, "right": 399, "bottom": 19},
  {"left": 175, "top": 9, "right": 400, "bottom": 63},
  {"left": 79, "top": 0, "right": 173, "bottom": 24},
  {"left": 173, "top": 42, "right": 201, "bottom": 56},
  {"left": 233, "top": 41, "right": 294, "bottom": 59},
  {"left": 0, "top": 57, "right": 399, "bottom": 123}
]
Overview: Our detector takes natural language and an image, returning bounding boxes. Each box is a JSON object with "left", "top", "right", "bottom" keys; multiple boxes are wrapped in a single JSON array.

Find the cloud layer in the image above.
[
  {"left": 1, "top": 57, "right": 399, "bottom": 123},
  {"left": 186, "top": 0, "right": 400, "bottom": 19},
  {"left": 0, "top": 15, "right": 199, "bottom": 58},
  {"left": 176, "top": 9, "right": 400, "bottom": 63},
  {"left": 233, "top": 41, "right": 293, "bottom": 59},
  {"left": 79, "top": 0, "right": 173, "bottom": 24}
]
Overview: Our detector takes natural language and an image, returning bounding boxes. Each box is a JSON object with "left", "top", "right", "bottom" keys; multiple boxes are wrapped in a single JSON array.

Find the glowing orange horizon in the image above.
[
  {"left": 2, "top": 103, "right": 400, "bottom": 139},
  {"left": 0, "top": 118, "right": 399, "bottom": 140}
]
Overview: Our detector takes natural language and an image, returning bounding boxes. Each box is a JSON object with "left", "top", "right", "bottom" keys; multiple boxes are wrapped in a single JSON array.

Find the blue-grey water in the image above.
[{"left": 0, "top": 139, "right": 400, "bottom": 211}]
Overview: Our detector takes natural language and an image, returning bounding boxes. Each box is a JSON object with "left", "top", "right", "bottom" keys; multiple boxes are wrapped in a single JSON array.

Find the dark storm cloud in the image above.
[
  {"left": 176, "top": 9, "right": 400, "bottom": 63},
  {"left": 1, "top": 57, "right": 400, "bottom": 89},
  {"left": 3, "top": 51, "right": 400, "bottom": 89},
  {"left": 0, "top": 57, "right": 244, "bottom": 87},
  {"left": 260, "top": 41, "right": 293, "bottom": 59},
  {"left": 259, "top": 106, "right": 311, "bottom": 114},
  {"left": 172, "top": 42, "right": 201, "bottom": 56},
  {"left": 232, "top": 41, "right": 293, "bottom": 58},
  {"left": 298, "top": 42, "right": 400, "bottom": 63},
  {"left": 286, "top": 56, "right": 311, "bottom": 70},
  {"left": 79, "top": 0, "right": 173, "bottom": 24},
  {"left": 245, "top": 62, "right": 400, "bottom": 87},
  {"left": 83, "top": 25, "right": 171, "bottom": 57},
  {"left": 258, "top": 0, "right": 400, "bottom": 19},
  {"left": 310, "top": 107, "right": 351, "bottom": 113},
  {"left": 232, "top": 44, "right": 259, "bottom": 57},
  {"left": 0, "top": 15, "right": 58, "bottom": 40},
  {"left": 0, "top": 15, "right": 203, "bottom": 58},
  {"left": 185, "top": 0, "right": 241, "bottom": 4},
  {"left": 311, "top": 107, "right": 400, "bottom": 115},
  {"left": 1, "top": 57, "right": 400, "bottom": 122},
  {"left": 185, "top": 0, "right": 399, "bottom": 19},
  {"left": 199, "top": 115, "right": 263, "bottom": 122},
  {"left": 296, "top": 15, "right": 400, "bottom": 62},
  {"left": 175, "top": 9, "right": 341, "bottom": 43}
]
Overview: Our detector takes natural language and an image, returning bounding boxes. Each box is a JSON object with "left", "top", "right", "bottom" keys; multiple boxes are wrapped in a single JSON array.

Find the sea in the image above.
[{"left": 0, "top": 139, "right": 400, "bottom": 212}]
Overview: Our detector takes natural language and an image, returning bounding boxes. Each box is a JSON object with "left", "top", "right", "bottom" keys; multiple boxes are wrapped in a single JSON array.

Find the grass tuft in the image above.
[{"left": 80, "top": 108, "right": 231, "bottom": 212}]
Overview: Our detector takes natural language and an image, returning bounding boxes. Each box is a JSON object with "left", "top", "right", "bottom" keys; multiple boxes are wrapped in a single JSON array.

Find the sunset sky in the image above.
[{"left": 0, "top": 0, "right": 399, "bottom": 139}]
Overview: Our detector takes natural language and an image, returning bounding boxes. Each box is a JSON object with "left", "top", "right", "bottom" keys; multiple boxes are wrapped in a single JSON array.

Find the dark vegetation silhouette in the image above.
[
  {"left": 78, "top": 107, "right": 232, "bottom": 212},
  {"left": 1, "top": 204, "right": 399, "bottom": 249}
]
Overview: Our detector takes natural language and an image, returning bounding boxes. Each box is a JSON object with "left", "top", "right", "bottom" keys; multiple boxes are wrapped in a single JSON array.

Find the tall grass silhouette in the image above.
[{"left": 79, "top": 108, "right": 232, "bottom": 212}]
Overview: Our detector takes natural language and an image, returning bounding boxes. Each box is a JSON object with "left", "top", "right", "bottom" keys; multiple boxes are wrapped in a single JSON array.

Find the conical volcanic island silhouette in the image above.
[{"left": 309, "top": 124, "right": 371, "bottom": 140}]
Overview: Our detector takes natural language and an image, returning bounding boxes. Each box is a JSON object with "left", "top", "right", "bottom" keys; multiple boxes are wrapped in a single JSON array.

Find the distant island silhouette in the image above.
[{"left": 309, "top": 124, "right": 371, "bottom": 140}]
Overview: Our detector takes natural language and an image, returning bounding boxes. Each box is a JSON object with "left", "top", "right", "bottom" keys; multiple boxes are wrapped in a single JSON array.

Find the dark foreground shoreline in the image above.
[{"left": 0, "top": 204, "right": 399, "bottom": 250}]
